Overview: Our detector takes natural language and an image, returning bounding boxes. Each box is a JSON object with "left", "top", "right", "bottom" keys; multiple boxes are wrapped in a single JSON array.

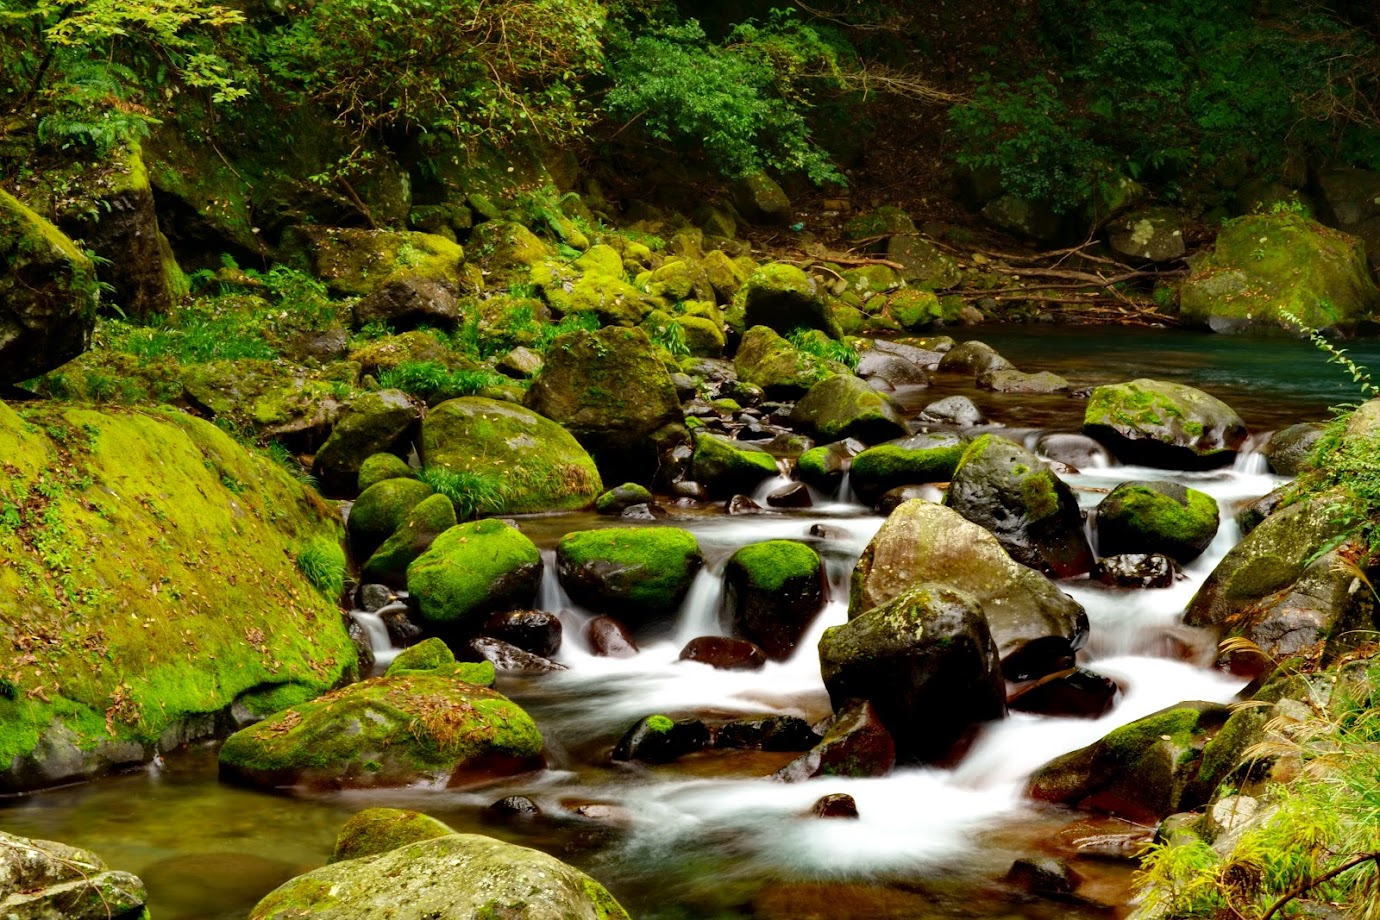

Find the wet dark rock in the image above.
[
  {"left": 977, "top": 369, "right": 1071, "bottom": 394},
  {"left": 725, "top": 540, "right": 828, "bottom": 660},
  {"left": 678, "top": 636, "right": 768, "bottom": 671},
  {"left": 936, "top": 341, "right": 1013, "bottom": 376},
  {"left": 726, "top": 494, "right": 763, "bottom": 514},
  {"left": 612, "top": 716, "right": 710, "bottom": 764},
  {"left": 765, "top": 482, "right": 812, "bottom": 508},
  {"left": 353, "top": 275, "right": 462, "bottom": 331},
  {"left": 735, "top": 422, "right": 775, "bottom": 442},
  {"left": 1006, "top": 856, "right": 1082, "bottom": 898},
  {"left": 1095, "top": 480, "right": 1220, "bottom": 564},
  {"left": 1008, "top": 668, "right": 1119, "bottom": 719},
  {"left": 671, "top": 481, "right": 710, "bottom": 501},
  {"left": 946, "top": 435, "right": 1094, "bottom": 578},
  {"left": 920, "top": 395, "right": 985, "bottom": 426},
  {"left": 876, "top": 485, "right": 935, "bottom": 515},
  {"left": 820, "top": 583, "right": 1005, "bottom": 763},
  {"left": 481, "top": 609, "right": 562, "bottom": 658},
  {"left": 584, "top": 615, "right": 639, "bottom": 658},
  {"left": 811, "top": 794, "right": 859, "bottom": 819},
  {"left": 715, "top": 716, "right": 820, "bottom": 752},
  {"left": 380, "top": 602, "right": 424, "bottom": 647},
  {"left": 1035, "top": 433, "right": 1112, "bottom": 470},
  {"left": 620, "top": 502, "right": 667, "bottom": 521},
  {"left": 1265, "top": 423, "right": 1324, "bottom": 476},
  {"left": 464, "top": 637, "right": 567, "bottom": 674},
  {"left": 873, "top": 339, "right": 947, "bottom": 366},
  {"left": 347, "top": 618, "right": 376, "bottom": 674},
  {"left": 357, "top": 583, "right": 396, "bottom": 612},
  {"left": 856, "top": 351, "right": 929, "bottom": 388},
  {"left": 487, "top": 795, "right": 542, "bottom": 820},
  {"left": 1237, "top": 489, "right": 1284, "bottom": 535},
  {"left": 774, "top": 700, "right": 896, "bottom": 781},
  {"left": 1091, "top": 554, "right": 1176, "bottom": 589}
]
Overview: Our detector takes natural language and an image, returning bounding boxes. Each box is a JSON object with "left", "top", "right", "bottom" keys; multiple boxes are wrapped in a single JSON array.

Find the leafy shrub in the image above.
[
  {"left": 375, "top": 361, "right": 508, "bottom": 402},
  {"left": 416, "top": 466, "right": 507, "bottom": 520},
  {"left": 297, "top": 537, "right": 346, "bottom": 599},
  {"left": 604, "top": 12, "right": 848, "bottom": 183}
]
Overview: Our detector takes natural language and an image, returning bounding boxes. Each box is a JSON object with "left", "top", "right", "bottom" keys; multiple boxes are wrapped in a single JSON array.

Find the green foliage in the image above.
[
  {"left": 296, "top": 537, "right": 346, "bottom": 599},
  {"left": 258, "top": 0, "right": 605, "bottom": 147},
  {"left": 788, "top": 327, "right": 858, "bottom": 370},
  {"left": 1280, "top": 309, "right": 1380, "bottom": 399},
  {"left": 375, "top": 361, "right": 507, "bottom": 403},
  {"left": 534, "top": 312, "right": 601, "bottom": 353},
  {"left": 416, "top": 466, "right": 507, "bottom": 521},
  {"left": 604, "top": 11, "right": 848, "bottom": 183},
  {"left": 646, "top": 318, "right": 689, "bottom": 358}
]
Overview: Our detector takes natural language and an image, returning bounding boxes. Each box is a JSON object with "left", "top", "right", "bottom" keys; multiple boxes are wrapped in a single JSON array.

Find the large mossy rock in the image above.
[
  {"left": 282, "top": 226, "right": 463, "bottom": 298},
  {"left": 1083, "top": 378, "right": 1248, "bottom": 468},
  {"left": 361, "top": 493, "right": 457, "bottom": 588},
  {"left": 312, "top": 389, "right": 419, "bottom": 495},
  {"left": 0, "top": 190, "right": 99, "bottom": 384},
  {"left": 1183, "top": 495, "right": 1375, "bottom": 669},
  {"left": 945, "top": 435, "right": 1094, "bottom": 578},
  {"left": 788, "top": 374, "right": 908, "bottom": 444},
  {"left": 725, "top": 540, "right": 827, "bottom": 660},
  {"left": 329, "top": 807, "right": 455, "bottom": 863},
  {"left": 1027, "top": 702, "right": 1231, "bottom": 823},
  {"left": 219, "top": 669, "right": 542, "bottom": 789},
  {"left": 420, "top": 397, "right": 602, "bottom": 514},
  {"left": 347, "top": 477, "right": 435, "bottom": 560},
  {"left": 733, "top": 325, "right": 840, "bottom": 398},
  {"left": 1095, "top": 480, "right": 1220, "bottom": 564},
  {"left": 0, "top": 403, "right": 354, "bottom": 792},
  {"left": 0, "top": 830, "right": 148, "bottom": 920},
  {"left": 556, "top": 527, "right": 702, "bottom": 626},
  {"left": 738, "top": 264, "right": 839, "bottom": 338},
  {"left": 406, "top": 521, "right": 543, "bottom": 640},
  {"left": 1179, "top": 212, "right": 1380, "bottom": 334},
  {"left": 524, "top": 327, "right": 684, "bottom": 483},
  {"left": 849, "top": 432, "right": 968, "bottom": 505},
  {"left": 819, "top": 584, "right": 1005, "bottom": 763},
  {"left": 851, "top": 500, "right": 1087, "bottom": 680},
  {"left": 251, "top": 833, "right": 630, "bottom": 920},
  {"left": 688, "top": 433, "right": 779, "bottom": 497}
]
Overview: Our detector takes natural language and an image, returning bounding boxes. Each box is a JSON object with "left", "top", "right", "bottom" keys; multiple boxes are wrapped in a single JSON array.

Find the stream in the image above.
[{"left": 0, "top": 326, "right": 1361, "bottom": 919}]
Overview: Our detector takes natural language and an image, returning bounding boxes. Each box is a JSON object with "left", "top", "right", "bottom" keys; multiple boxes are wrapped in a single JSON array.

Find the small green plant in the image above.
[
  {"left": 648, "top": 319, "right": 689, "bottom": 358},
  {"left": 297, "top": 537, "right": 346, "bottom": 599},
  {"left": 416, "top": 467, "right": 507, "bottom": 520},
  {"left": 534, "top": 312, "right": 601, "bottom": 352},
  {"left": 376, "top": 361, "right": 507, "bottom": 402},
  {"left": 788, "top": 328, "right": 859, "bottom": 370}
]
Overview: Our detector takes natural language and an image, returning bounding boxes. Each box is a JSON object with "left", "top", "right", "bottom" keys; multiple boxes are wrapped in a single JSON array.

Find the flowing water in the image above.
[{"left": 0, "top": 326, "right": 1355, "bottom": 918}]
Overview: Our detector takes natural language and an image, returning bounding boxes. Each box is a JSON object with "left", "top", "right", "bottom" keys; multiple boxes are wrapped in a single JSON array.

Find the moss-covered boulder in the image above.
[
  {"left": 356, "top": 452, "right": 416, "bottom": 493},
  {"left": 1183, "top": 495, "right": 1374, "bottom": 670},
  {"left": 1027, "top": 702, "right": 1231, "bottom": 823},
  {"left": 1095, "top": 481, "right": 1220, "bottom": 564},
  {"left": 936, "top": 340, "right": 1013, "bottom": 376},
  {"left": 725, "top": 541, "right": 827, "bottom": 660},
  {"left": 738, "top": 264, "right": 840, "bottom": 338},
  {"left": 524, "top": 327, "right": 684, "bottom": 483},
  {"left": 329, "top": 808, "right": 455, "bottom": 863},
  {"left": 596, "top": 483, "right": 654, "bottom": 515},
  {"left": 819, "top": 584, "right": 1005, "bottom": 763},
  {"left": 348, "top": 478, "right": 435, "bottom": 560},
  {"left": 849, "top": 432, "right": 969, "bottom": 505},
  {"left": 0, "top": 189, "right": 99, "bottom": 384},
  {"left": 0, "top": 404, "right": 354, "bottom": 792},
  {"left": 219, "top": 669, "right": 542, "bottom": 789},
  {"left": 1083, "top": 378, "right": 1248, "bottom": 468},
  {"left": 420, "top": 397, "right": 602, "bottom": 514},
  {"left": 282, "top": 227, "right": 463, "bottom": 298},
  {"left": 886, "top": 234, "right": 963, "bottom": 290},
  {"left": 537, "top": 269, "right": 663, "bottom": 327},
  {"left": 353, "top": 274, "right": 463, "bottom": 332},
  {"left": 794, "top": 441, "right": 857, "bottom": 492},
  {"left": 180, "top": 360, "right": 347, "bottom": 444},
  {"left": 733, "top": 172, "right": 791, "bottom": 225},
  {"left": 361, "top": 493, "right": 457, "bottom": 588},
  {"left": 251, "top": 833, "right": 630, "bottom": 920},
  {"left": 733, "top": 325, "right": 841, "bottom": 398},
  {"left": 406, "top": 521, "right": 543, "bottom": 640},
  {"left": 945, "top": 435, "right": 1094, "bottom": 578},
  {"left": 688, "top": 433, "right": 779, "bottom": 497},
  {"left": 978, "top": 369, "right": 1071, "bottom": 394},
  {"left": 851, "top": 500, "right": 1088, "bottom": 680},
  {"left": 788, "top": 374, "right": 908, "bottom": 444},
  {"left": 312, "top": 390, "right": 419, "bottom": 494},
  {"left": 885, "top": 288, "right": 962, "bottom": 330},
  {"left": 0, "top": 830, "right": 148, "bottom": 920},
  {"left": 1178, "top": 212, "right": 1380, "bottom": 334},
  {"left": 556, "top": 527, "right": 702, "bottom": 625}
]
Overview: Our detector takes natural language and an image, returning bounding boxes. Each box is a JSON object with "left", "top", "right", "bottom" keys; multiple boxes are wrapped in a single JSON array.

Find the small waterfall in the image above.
[
  {"left": 673, "top": 566, "right": 726, "bottom": 644},
  {"left": 836, "top": 470, "right": 859, "bottom": 505},
  {"left": 349, "top": 608, "right": 400, "bottom": 669},
  {"left": 537, "top": 550, "right": 576, "bottom": 613},
  {"left": 750, "top": 457, "right": 795, "bottom": 503}
]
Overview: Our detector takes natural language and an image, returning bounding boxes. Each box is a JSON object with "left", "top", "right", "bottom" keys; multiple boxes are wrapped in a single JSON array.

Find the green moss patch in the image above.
[{"left": 406, "top": 520, "right": 542, "bottom": 637}]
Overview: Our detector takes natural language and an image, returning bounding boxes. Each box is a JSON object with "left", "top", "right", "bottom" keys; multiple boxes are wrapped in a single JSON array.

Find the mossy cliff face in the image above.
[
  {"left": 0, "top": 403, "right": 354, "bottom": 792},
  {"left": 0, "top": 190, "right": 99, "bottom": 384},
  {"left": 218, "top": 669, "right": 542, "bottom": 789},
  {"left": 251, "top": 832, "right": 630, "bottom": 920},
  {"left": 420, "top": 397, "right": 602, "bottom": 514},
  {"left": 1179, "top": 212, "right": 1380, "bottom": 334}
]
